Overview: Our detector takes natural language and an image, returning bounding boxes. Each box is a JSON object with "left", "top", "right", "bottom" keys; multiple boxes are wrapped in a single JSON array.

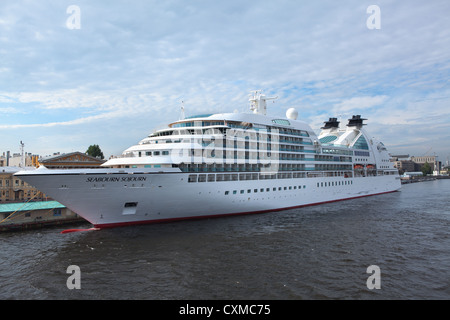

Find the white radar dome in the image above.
[{"left": 286, "top": 108, "right": 298, "bottom": 120}]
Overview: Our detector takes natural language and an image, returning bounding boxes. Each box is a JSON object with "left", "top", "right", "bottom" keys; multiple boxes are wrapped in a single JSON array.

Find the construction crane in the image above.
[{"left": 421, "top": 147, "right": 432, "bottom": 156}]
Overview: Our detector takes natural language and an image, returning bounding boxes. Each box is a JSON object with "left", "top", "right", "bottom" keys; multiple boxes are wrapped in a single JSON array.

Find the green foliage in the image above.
[
  {"left": 421, "top": 162, "right": 432, "bottom": 175},
  {"left": 86, "top": 144, "right": 104, "bottom": 159}
]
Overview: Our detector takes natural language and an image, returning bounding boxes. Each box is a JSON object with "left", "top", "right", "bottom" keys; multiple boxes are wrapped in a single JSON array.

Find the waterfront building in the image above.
[
  {"left": 393, "top": 160, "right": 416, "bottom": 174},
  {"left": 410, "top": 156, "right": 440, "bottom": 171},
  {"left": 393, "top": 155, "right": 443, "bottom": 175},
  {"left": 39, "top": 152, "right": 106, "bottom": 169},
  {"left": 0, "top": 200, "right": 82, "bottom": 231},
  {"left": 0, "top": 167, "right": 48, "bottom": 203},
  {"left": 1, "top": 152, "right": 39, "bottom": 167}
]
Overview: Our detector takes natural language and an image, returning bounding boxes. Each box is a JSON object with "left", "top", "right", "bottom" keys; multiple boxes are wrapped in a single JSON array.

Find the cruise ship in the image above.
[{"left": 15, "top": 91, "right": 401, "bottom": 229}]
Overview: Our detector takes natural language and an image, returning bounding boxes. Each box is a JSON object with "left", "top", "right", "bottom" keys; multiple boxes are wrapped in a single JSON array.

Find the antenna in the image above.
[{"left": 180, "top": 101, "right": 185, "bottom": 120}]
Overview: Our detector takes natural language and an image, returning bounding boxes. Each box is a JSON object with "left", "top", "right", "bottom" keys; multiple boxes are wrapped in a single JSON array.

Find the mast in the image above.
[
  {"left": 249, "top": 90, "right": 277, "bottom": 115},
  {"left": 180, "top": 101, "right": 185, "bottom": 120},
  {"left": 20, "top": 141, "right": 25, "bottom": 168}
]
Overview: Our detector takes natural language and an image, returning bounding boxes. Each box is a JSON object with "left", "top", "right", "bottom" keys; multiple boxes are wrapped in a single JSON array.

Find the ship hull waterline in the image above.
[{"left": 15, "top": 168, "right": 401, "bottom": 229}]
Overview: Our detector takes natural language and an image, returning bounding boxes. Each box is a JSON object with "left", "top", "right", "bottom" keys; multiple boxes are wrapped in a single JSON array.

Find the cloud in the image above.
[
  {"left": 332, "top": 96, "right": 388, "bottom": 114},
  {"left": 0, "top": 114, "right": 104, "bottom": 129},
  {"left": 0, "top": 106, "right": 25, "bottom": 114},
  {"left": 0, "top": 0, "right": 449, "bottom": 160}
]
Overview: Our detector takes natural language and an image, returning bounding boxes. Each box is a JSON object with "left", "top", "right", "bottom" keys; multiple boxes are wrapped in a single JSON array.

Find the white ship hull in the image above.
[{"left": 16, "top": 167, "right": 401, "bottom": 228}]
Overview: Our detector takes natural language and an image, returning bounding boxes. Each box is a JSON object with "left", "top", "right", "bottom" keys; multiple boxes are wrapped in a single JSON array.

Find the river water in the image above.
[{"left": 0, "top": 179, "right": 449, "bottom": 300}]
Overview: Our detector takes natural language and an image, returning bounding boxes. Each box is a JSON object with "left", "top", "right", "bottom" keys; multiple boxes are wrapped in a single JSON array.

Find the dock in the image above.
[
  {"left": 401, "top": 175, "right": 450, "bottom": 184},
  {"left": 0, "top": 200, "right": 85, "bottom": 232}
]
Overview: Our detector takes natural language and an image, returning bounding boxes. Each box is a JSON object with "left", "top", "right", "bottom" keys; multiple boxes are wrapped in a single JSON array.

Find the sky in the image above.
[{"left": 0, "top": 0, "right": 449, "bottom": 164}]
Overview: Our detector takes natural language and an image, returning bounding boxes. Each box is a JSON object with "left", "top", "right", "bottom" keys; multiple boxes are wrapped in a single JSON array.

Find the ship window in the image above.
[
  {"left": 353, "top": 135, "right": 369, "bottom": 150},
  {"left": 272, "top": 119, "right": 291, "bottom": 126},
  {"left": 225, "top": 191, "right": 229, "bottom": 195},
  {"left": 240, "top": 190, "right": 244, "bottom": 194},
  {"left": 154, "top": 151, "right": 160, "bottom": 156},
  {"left": 124, "top": 202, "right": 137, "bottom": 207},
  {"left": 233, "top": 190, "right": 237, "bottom": 194},
  {"left": 162, "top": 151, "right": 169, "bottom": 155},
  {"left": 145, "top": 151, "right": 152, "bottom": 156},
  {"left": 319, "top": 135, "right": 338, "bottom": 144},
  {"left": 188, "top": 174, "right": 197, "bottom": 183}
]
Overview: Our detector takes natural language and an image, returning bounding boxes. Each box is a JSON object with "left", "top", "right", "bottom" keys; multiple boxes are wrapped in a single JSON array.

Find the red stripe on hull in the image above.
[{"left": 93, "top": 190, "right": 399, "bottom": 229}]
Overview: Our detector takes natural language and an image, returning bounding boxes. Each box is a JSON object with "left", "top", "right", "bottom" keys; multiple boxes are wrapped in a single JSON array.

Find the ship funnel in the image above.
[
  {"left": 347, "top": 115, "right": 366, "bottom": 128},
  {"left": 321, "top": 117, "right": 340, "bottom": 129}
]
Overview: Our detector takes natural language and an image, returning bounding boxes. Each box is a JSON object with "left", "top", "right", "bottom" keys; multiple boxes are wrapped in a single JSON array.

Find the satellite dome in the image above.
[{"left": 286, "top": 108, "right": 298, "bottom": 120}]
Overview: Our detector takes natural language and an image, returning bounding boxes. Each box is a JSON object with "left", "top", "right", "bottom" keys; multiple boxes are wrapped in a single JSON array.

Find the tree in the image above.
[
  {"left": 86, "top": 144, "right": 104, "bottom": 159},
  {"left": 421, "top": 162, "right": 432, "bottom": 176}
]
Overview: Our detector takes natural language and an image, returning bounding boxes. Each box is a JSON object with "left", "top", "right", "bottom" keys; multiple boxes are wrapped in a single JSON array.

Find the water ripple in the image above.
[{"left": 1, "top": 180, "right": 449, "bottom": 299}]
